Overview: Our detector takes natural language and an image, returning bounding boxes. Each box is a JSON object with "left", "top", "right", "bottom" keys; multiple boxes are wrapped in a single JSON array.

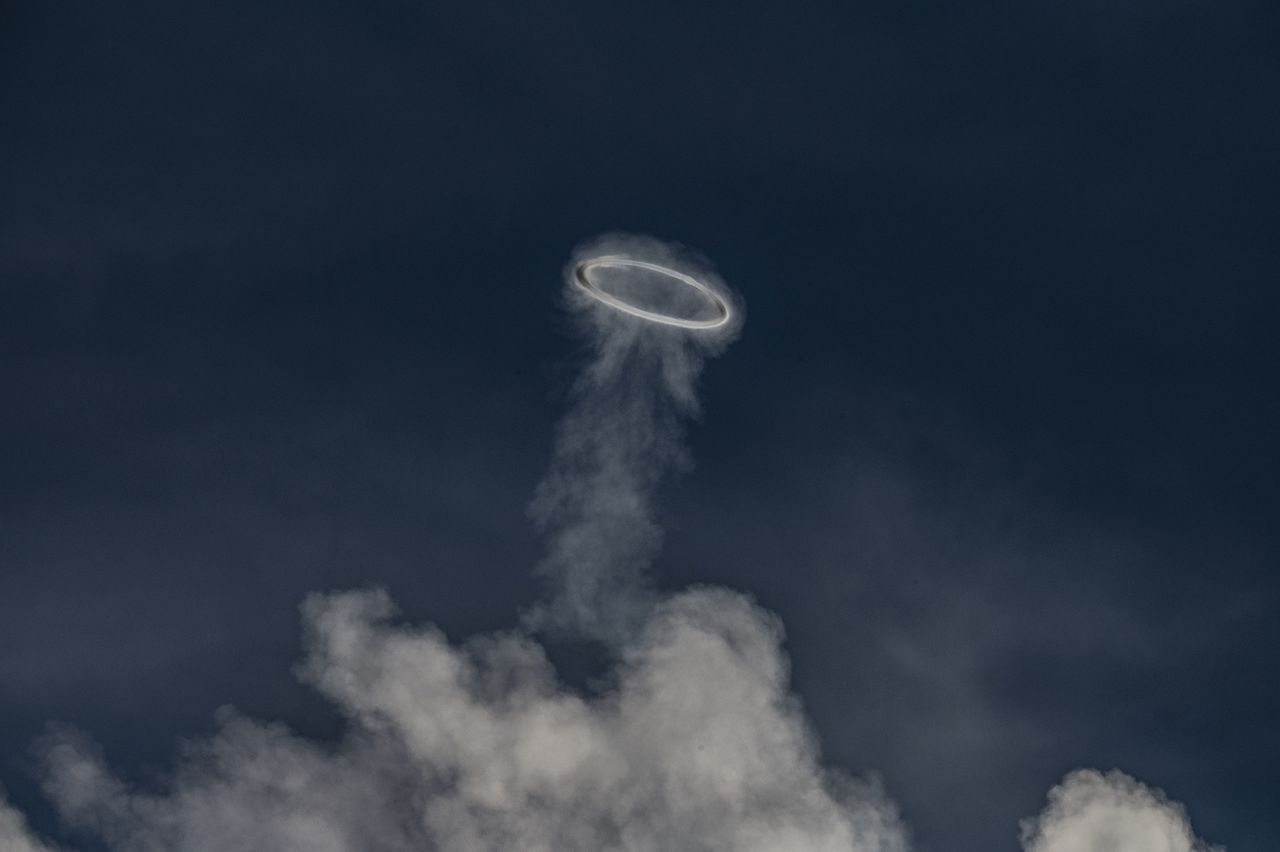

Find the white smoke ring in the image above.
[{"left": 574, "top": 256, "right": 732, "bottom": 330}]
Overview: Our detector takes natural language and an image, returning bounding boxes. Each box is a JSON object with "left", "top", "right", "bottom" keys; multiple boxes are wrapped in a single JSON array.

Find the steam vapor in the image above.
[{"left": 0, "top": 235, "right": 1218, "bottom": 852}]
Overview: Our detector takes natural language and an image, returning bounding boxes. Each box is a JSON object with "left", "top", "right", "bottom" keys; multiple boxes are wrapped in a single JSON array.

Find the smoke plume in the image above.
[
  {"left": 0, "top": 236, "right": 1219, "bottom": 852},
  {"left": 527, "top": 233, "right": 741, "bottom": 643}
]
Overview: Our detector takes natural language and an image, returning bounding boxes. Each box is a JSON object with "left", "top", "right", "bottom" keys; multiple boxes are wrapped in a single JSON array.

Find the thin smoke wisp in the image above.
[{"left": 528, "top": 233, "right": 742, "bottom": 644}]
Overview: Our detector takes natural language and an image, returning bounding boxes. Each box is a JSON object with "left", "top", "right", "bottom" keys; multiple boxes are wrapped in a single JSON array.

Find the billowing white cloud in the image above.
[
  {"left": 1021, "top": 770, "right": 1219, "bottom": 852},
  {"left": 31, "top": 586, "right": 907, "bottom": 852}
]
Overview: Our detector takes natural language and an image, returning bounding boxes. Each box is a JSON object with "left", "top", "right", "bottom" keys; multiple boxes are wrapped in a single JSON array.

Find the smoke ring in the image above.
[{"left": 574, "top": 256, "right": 732, "bottom": 329}]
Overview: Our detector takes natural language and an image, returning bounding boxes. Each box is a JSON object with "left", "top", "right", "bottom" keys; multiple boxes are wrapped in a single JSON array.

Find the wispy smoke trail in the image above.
[
  {"left": 0, "top": 236, "right": 1220, "bottom": 852},
  {"left": 528, "top": 233, "right": 742, "bottom": 643}
]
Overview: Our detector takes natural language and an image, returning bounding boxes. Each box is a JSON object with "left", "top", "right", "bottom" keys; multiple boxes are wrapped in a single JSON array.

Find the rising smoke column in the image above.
[
  {"left": 528, "top": 233, "right": 742, "bottom": 643},
  {"left": 0, "top": 235, "right": 1220, "bottom": 852}
]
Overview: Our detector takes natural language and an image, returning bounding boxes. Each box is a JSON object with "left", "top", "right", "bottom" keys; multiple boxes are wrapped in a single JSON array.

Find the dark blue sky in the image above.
[{"left": 2, "top": 2, "right": 1277, "bottom": 851}]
